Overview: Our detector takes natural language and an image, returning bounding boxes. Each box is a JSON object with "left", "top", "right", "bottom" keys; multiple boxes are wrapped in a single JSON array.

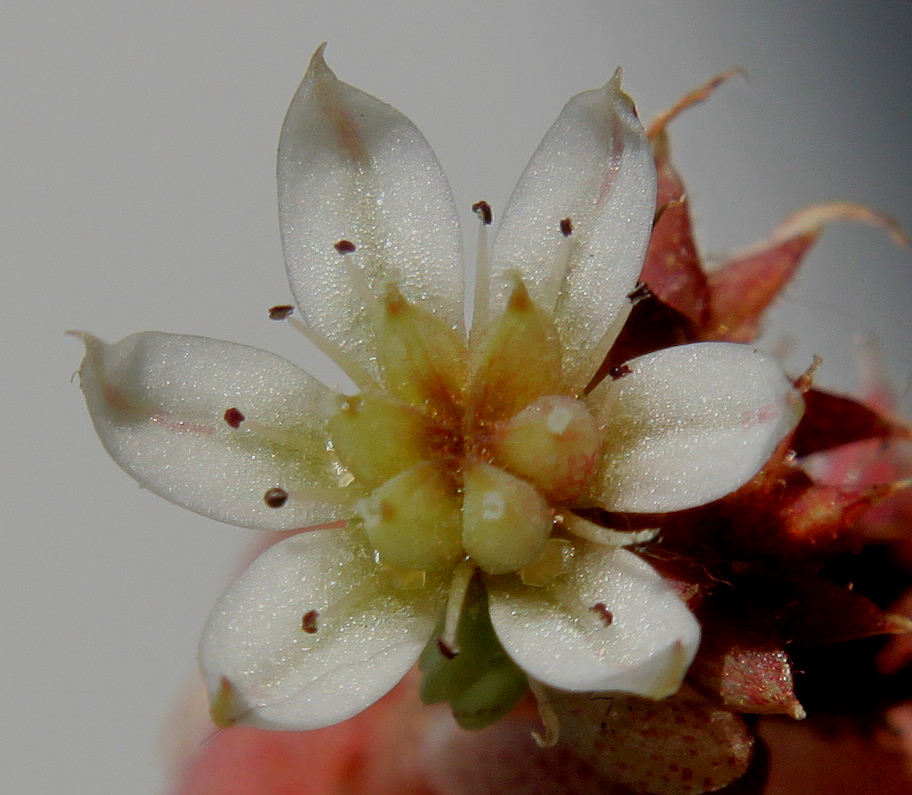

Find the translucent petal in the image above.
[
  {"left": 200, "top": 529, "right": 446, "bottom": 730},
  {"left": 75, "top": 331, "right": 352, "bottom": 530},
  {"left": 489, "top": 70, "right": 656, "bottom": 387},
  {"left": 278, "top": 46, "right": 463, "bottom": 375},
  {"left": 487, "top": 544, "right": 699, "bottom": 696},
  {"left": 587, "top": 342, "right": 803, "bottom": 513}
]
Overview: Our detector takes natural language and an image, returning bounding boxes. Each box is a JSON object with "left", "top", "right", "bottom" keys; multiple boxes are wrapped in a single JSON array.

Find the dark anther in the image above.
[
  {"left": 590, "top": 602, "right": 614, "bottom": 626},
  {"left": 223, "top": 407, "right": 245, "bottom": 428},
  {"left": 609, "top": 364, "right": 631, "bottom": 380},
  {"left": 268, "top": 304, "right": 295, "bottom": 320},
  {"left": 264, "top": 487, "right": 289, "bottom": 508},
  {"left": 436, "top": 637, "right": 458, "bottom": 659},
  {"left": 471, "top": 200, "right": 493, "bottom": 226},
  {"left": 560, "top": 217, "right": 573, "bottom": 237},
  {"left": 627, "top": 282, "right": 653, "bottom": 305},
  {"left": 334, "top": 239, "right": 357, "bottom": 254},
  {"left": 301, "top": 610, "right": 319, "bottom": 634}
]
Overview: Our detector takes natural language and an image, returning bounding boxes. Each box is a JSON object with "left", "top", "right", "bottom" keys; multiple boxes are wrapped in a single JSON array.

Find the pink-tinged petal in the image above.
[
  {"left": 200, "top": 529, "right": 446, "bottom": 731},
  {"left": 489, "top": 70, "right": 656, "bottom": 388},
  {"left": 589, "top": 342, "right": 803, "bottom": 513},
  {"left": 487, "top": 544, "right": 699, "bottom": 697},
  {"left": 75, "top": 331, "right": 352, "bottom": 530},
  {"left": 278, "top": 46, "right": 463, "bottom": 376}
]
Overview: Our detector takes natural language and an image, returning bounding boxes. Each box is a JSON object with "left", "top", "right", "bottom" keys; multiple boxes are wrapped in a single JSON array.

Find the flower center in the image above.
[{"left": 331, "top": 277, "right": 603, "bottom": 575}]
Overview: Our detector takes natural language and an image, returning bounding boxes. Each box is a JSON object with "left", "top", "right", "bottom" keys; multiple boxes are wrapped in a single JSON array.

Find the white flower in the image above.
[{"left": 75, "top": 46, "right": 803, "bottom": 731}]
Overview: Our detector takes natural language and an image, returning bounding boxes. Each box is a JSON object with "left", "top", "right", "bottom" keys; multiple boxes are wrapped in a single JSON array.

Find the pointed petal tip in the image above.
[
  {"left": 209, "top": 676, "right": 242, "bottom": 729},
  {"left": 645, "top": 639, "right": 696, "bottom": 699},
  {"left": 305, "top": 42, "right": 333, "bottom": 80},
  {"left": 66, "top": 329, "right": 100, "bottom": 351},
  {"left": 605, "top": 67, "right": 643, "bottom": 119}
]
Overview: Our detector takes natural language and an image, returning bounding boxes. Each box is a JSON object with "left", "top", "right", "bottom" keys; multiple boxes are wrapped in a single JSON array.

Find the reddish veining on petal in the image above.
[
  {"left": 150, "top": 412, "right": 213, "bottom": 436},
  {"left": 595, "top": 116, "right": 624, "bottom": 208}
]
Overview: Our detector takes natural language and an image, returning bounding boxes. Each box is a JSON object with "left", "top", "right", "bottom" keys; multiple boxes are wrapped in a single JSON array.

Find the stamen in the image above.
[
  {"left": 609, "top": 363, "right": 631, "bottom": 380},
  {"left": 285, "top": 315, "right": 376, "bottom": 391},
  {"left": 286, "top": 484, "right": 360, "bottom": 506},
  {"left": 471, "top": 200, "right": 493, "bottom": 337},
  {"left": 313, "top": 577, "right": 383, "bottom": 630},
  {"left": 562, "top": 512, "right": 659, "bottom": 547},
  {"left": 626, "top": 282, "right": 652, "bottom": 304},
  {"left": 439, "top": 559, "right": 475, "bottom": 658},
  {"left": 528, "top": 678, "right": 560, "bottom": 748},
  {"left": 263, "top": 487, "right": 289, "bottom": 508},
  {"left": 223, "top": 407, "right": 245, "bottom": 428},
  {"left": 545, "top": 220, "right": 575, "bottom": 315},
  {"left": 268, "top": 304, "right": 295, "bottom": 320},
  {"left": 471, "top": 200, "right": 493, "bottom": 226},
  {"left": 590, "top": 602, "right": 614, "bottom": 626},
  {"left": 436, "top": 637, "right": 458, "bottom": 660},
  {"left": 334, "top": 239, "right": 357, "bottom": 254},
  {"left": 301, "top": 609, "right": 319, "bottom": 633}
]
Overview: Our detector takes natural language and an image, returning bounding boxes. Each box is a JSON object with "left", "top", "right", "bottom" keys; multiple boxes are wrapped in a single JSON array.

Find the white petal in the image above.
[
  {"left": 588, "top": 342, "right": 803, "bottom": 513},
  {"left": 199, "top": 528, "right": 445, "bottom": 730},
  {"left": 489, "top": 70, "right": 656, "bottom": 387},
  {"left": 76, "top": 331, "right": 352, "bottom": 530},
  {"left": 278, "top": 46, "right": 463, "bottom": 375},
  {"left": 488, "top": 544, "right": 699, "bottom": 697}
]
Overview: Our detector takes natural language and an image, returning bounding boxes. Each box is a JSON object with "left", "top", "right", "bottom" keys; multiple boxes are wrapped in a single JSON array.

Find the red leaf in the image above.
[
  {"left": 793, "top": 388, "right": 911, "bottom": 457},
  {"left": 691, "top": 621, "right": 805, "bottom": 719}
]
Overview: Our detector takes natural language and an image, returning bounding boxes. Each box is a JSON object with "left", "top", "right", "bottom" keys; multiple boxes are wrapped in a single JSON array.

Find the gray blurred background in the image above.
[{"left": 3, "top": 2, "right": 910, "bottom": 792}]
